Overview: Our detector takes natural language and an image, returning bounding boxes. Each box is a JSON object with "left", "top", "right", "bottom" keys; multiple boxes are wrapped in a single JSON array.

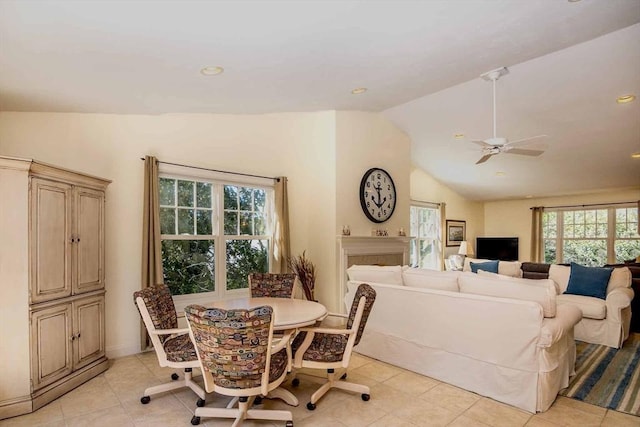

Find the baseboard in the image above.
[{"left": 0, "top": 395, "right": 32, "bottom": 420}]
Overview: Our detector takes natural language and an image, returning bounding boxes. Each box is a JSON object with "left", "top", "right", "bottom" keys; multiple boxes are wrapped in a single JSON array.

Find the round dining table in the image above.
[
  {"left": 206, "top": 297, "right": 328, "bottom": 330},
  {"left": 199, "top": 296, "right": 328, "bottom": 406}
]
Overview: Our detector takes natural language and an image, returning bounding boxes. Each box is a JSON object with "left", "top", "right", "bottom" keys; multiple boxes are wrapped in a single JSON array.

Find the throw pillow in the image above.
[
  {"left": 564, "top": 262, "right": 613, "bottom": 300},
  {"left": 470, "top": 260, "right": 499, "bottom": 274}
]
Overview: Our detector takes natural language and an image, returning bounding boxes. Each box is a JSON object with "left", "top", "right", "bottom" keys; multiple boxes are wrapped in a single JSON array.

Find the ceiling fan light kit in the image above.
[{"left": 471, "top": 66, "right": 548, "bottom": 164}]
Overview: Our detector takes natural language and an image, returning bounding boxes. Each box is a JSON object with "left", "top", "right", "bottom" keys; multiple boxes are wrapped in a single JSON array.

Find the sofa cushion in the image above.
[
  {"left": 402, "top": 268, "right": 460, "bottom": 292},
  {"left": 459, "top": 274, "right": 557, "bottom": 317},
  {"left": 463, "top": 257, "right": 522, "bottom": 277},
  {"left": 470, "top": 260, "right": 499, "bottom": 274},
  {"left": 564, "top": 263, "right": 613, "bottom": 300},
  {"left": 477, "top": 270, "right": 549, "bottom": 287},
  {"left": 549, "top": 264, "right": 570, "bottom": 294},
  {"left": 556, "top": 294, "right": 606, "bottom": 320},
  {"left": 346, "top": 265, "right": 403, "bottom": 286}
]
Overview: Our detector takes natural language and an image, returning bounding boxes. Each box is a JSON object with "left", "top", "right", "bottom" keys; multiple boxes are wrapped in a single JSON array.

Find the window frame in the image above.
[
  {"left": 409, "top": 201, "right": 442, "bottom": 270},
  {"left": 541, "top": 203, "right": 639, "bottom": 265},
  {"left": 158, "top": 163, "right": 274, "bottom": 312}
]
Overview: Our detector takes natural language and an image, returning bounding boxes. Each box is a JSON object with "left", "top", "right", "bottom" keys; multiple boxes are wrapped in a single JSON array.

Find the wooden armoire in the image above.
[{"left": 0, "top": 156, "right": 111, "bottom": 419}]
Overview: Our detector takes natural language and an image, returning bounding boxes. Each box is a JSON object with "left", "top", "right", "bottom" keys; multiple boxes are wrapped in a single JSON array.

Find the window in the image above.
[
  {"left": 159, "top": 172, "right": 273, "bottom": 304},
  {"left": 410, "top": 203, "right": 441, "bottom": 269},
  {"left": 542, "top": 205, "right": 639, "bottom": 266}
]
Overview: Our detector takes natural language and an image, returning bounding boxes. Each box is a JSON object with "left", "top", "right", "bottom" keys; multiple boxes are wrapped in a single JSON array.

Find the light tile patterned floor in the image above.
[{"left": 1, "top": 352, "right": 638, "bottom": 427}]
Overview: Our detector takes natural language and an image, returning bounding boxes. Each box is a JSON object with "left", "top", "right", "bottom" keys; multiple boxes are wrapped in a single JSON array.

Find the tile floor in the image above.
[{"left": 1, "top": 351, "right": 638, "bottom": 427}]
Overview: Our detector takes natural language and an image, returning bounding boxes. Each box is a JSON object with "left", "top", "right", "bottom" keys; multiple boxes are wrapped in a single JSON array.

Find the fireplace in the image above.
[{"left": 337, "top": 236, "right": 410, "bottom": 310}]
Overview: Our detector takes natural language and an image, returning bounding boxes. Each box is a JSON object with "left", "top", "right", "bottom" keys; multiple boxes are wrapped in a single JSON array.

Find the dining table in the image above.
[{"left": 200, "top": 296, "right": 328, "bottom": 406}]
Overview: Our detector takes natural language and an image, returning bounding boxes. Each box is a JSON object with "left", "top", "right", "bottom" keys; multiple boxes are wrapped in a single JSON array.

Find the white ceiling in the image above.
[{"left": 1, "top": 0, "right": 639, "bottom": 200}]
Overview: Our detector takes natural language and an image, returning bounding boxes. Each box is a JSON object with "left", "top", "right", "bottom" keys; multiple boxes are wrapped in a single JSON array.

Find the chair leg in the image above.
[
  {"left": 307, "top": 368, "right": 370, "bottom": 408},
  {"left": 140, "top": 368, "right": 205, "bottom": 404},
  {"left": 192, "top": 395, "right": 292, "bottom": 426}
]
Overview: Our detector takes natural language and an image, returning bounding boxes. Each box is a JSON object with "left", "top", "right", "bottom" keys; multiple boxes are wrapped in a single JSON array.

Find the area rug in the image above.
[{"left": 560, "top": 334, "right": 640, "bottom": 416}]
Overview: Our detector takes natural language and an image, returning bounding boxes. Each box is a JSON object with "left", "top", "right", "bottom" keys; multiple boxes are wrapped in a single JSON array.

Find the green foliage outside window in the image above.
[
  {"left": 162, "top": 240, "right": 215, "bottom": 295},
  {"left": 226, "top": 240, "right": 268, "bottom": 290}
]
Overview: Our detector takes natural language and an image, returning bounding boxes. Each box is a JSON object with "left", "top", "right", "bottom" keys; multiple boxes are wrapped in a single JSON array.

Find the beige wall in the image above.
[
  {"left": 0, "top": 110, "right": 409, "bottom": 357},
  {"left": 410, "top": 167, "right": 485, "bottom": 259},
  {"left": 484, "top": 188, "right": 640, "bottom": 261}
]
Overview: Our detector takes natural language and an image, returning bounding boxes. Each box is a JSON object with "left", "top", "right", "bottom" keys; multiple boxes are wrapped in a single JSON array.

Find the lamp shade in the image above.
[{"left": 458, "top": 241, "right": 474, "bottom": 256}]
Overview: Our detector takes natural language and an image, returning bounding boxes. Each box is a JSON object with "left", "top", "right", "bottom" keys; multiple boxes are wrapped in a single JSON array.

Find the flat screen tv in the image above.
[{"left": 476, "top": 237, "right": 519, "bottom": 261}]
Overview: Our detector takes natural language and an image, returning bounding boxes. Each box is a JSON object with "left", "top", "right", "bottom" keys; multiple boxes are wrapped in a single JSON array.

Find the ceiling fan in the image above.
[{"left": 471, "top": 67, "right": 547, "bottom": 164}]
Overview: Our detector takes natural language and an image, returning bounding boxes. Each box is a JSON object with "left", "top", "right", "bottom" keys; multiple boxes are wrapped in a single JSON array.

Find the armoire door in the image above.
[
  {"left": 73, "top": 187, "right": 105, "bottom": 294},
  {"left": 30, "top": 303, "right": 73, "bottom": 390},
  {"left": 72, "top": 294, "right": 105, "bottom": 370},
  {"left": 30, "top": 178, "right": 72, "bottom": 303}
]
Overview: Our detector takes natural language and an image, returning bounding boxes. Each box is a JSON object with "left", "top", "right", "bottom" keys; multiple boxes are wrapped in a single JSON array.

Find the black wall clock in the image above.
[{"left": 359, "top": 168, "right": 396, "bottom": 223}]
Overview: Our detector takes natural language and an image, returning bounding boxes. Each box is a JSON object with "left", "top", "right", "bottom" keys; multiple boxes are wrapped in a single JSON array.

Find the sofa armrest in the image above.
[
  {"left": 606, "top": 288, "right": 634, "bottom": 322},
  {"left": 539, "top": 305, "right": 582, "bottom": 348}
]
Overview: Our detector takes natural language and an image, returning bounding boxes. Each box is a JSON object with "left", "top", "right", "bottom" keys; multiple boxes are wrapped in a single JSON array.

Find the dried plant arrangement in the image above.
[{"left": 287, "top": 251, "right": 316, "bottom": 301}]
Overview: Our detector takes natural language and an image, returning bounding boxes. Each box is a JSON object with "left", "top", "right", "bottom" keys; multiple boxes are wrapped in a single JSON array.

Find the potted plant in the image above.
[{"left": 287, "top": 251, "right": 316, "bottom": 301}]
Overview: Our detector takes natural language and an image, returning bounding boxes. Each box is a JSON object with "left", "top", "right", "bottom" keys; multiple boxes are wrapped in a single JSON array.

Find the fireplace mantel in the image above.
[{"left": 337, "top": 235, "right": 410, "bottom": 311}]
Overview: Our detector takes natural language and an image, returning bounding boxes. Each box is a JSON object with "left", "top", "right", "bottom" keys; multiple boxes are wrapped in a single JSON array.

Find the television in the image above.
[{"left": 476, "top": 237, "right": 519, "bottom": 261}]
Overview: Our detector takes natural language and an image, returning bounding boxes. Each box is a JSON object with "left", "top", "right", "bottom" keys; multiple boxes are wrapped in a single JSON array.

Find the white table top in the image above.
[{"left": 202, "top": 297, "right": 328, "bottom": 330}]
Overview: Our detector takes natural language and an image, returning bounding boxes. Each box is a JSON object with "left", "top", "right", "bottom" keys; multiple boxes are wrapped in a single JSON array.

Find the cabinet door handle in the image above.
[
  {"left": 77, "top": 237, "right": 80, "bottom": 243},
  {"left": 70, "top": 335, "right": 76, "bottom": 341},
  {"left": 70, "top": 237, "right": 75, "bottom": 243},
  {"left": 77, "top": 333, "right": 81, "bottom": 339}
]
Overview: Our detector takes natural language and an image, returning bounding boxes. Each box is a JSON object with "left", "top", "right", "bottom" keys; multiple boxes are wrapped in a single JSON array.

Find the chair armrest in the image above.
[
  {"left": 539, "top": 304, "right": 582, "bottom": 348},
  {"left": 149, "top": 327, "right": 189, "bottom": 336},
  {"left": 271, "top": 331, "right": 294, "bottom": 354},
  {"left": 606, "top": 288, "right": 634, "bottom": 322}
]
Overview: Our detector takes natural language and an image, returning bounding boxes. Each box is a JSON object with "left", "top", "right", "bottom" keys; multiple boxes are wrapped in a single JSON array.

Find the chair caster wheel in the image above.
[
  {"left": 286, "top": 421, "right": 294, "bottom": 427},
  {"left": 306, "top": 402, "right": 316, "bottom": 411},
  {"left": 196, "top": 398, "right": 205, "bottom": 407},
  {"left": 362, "top": 394, "right": 370, "bottom": 401},
  {"left": 253, "top": 396, "right": 263, "bottom": 405},
  {"left": 140, "top": 396, "right": 150, "bottom": 404},
  {"left": 340, "top": 373, "right": 347, "bottom": 380},
  {"left": 171, "top": 373, "right": 179, "bottom": 380},
  {"left": 191, "top": 416, "right": 200, "bottom": 425},
  {"left": 292, "top": 378, "right": 300, "bottom": 387}
]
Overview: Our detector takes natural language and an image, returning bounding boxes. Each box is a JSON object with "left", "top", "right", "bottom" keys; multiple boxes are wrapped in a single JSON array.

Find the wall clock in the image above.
[{"left": 359, "top": 168, "right": 396, "bottom": 223}]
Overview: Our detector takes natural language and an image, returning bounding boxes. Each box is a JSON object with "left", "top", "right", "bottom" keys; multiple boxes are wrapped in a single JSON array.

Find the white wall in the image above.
[
  {"left": 410, "top": 167, "right": 485, "bottom": 259},
  {"left": 0, "top": 110, "right": 409, "bottom": 357},
  {"left": 484, "top": 188, "right": 640, "bottom": 261}
]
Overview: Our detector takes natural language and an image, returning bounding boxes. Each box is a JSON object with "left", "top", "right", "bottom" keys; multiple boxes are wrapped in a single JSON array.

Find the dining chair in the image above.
[
  {"left": 133, "top": 284, "right": 206, "bottom": 407},
  {"left": 185, "top": 304, "right": 294, "bottom": 427},
  {"left": 290, "top": 283, "right": 376, "bottom": 410},
  {"left": 248, "top": 273, "right": 296, "bottom": 298}
]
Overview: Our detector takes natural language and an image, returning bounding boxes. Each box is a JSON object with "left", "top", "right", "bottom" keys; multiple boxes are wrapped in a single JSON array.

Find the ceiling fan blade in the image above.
[
  {"left": 506, "top": 135, "right": 548, "bottom": 148},
  {"left": 504, "top": 148, "right": 545, "bottom": 157},
  {"left": 476, "top": 154, "right": 494, "bottom": 164}
]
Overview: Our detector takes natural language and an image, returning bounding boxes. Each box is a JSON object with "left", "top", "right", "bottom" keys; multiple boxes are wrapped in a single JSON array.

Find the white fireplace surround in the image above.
[{"left": 337, "top": 236, "right": 410, "bottom": 310}]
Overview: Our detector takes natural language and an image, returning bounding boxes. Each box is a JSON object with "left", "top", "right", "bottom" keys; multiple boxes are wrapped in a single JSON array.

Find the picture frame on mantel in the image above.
[{"left": 446, "top": 220, "right": 466, "bottom": 247}]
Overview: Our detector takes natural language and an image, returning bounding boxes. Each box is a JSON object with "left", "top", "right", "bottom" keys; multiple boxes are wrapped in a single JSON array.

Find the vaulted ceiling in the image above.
[{"left": 1, "top": 0, "right": 639, "bottom": 200}]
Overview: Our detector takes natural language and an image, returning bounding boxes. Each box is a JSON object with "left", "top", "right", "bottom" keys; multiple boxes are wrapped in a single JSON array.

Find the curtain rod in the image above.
[
  {"left": 140, "top": 158, "right": 280, "bottom": 182},
  {"left": 530, "top": 201, "right": 637, "bottom": 210},
  {"left": 410, "top": 199, "right": 442, "bottom": 206}
]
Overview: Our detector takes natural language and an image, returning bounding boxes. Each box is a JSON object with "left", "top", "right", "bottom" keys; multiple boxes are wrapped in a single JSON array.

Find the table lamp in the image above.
[{"left": 458, "top": 241, "right": 474, "bottom": 258}]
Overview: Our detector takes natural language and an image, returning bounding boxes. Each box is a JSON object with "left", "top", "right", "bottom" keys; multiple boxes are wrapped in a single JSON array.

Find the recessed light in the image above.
[
  {"left": 567, "top": 0, "right": 582, "bottom": 3},
  {"left": 632, "top": 152, "right": 640, "bottom": 159},
  {"left": 495, "top": 171, "right": 506, "bottom": 177},
  {"left": 351, "top": 87, "right": 367, "bottom": 95},
  {"left": 617, "top": 94, "right": 636, "bottom": 104},
  {"left": 454, "top": 133, "right": 465, "bottom": 139},
  {"left": 200, "top": 66, "right": 224, "bottom": 76},
  {"left": 525, "top": 195, "right": 533, "bottom": 199}
]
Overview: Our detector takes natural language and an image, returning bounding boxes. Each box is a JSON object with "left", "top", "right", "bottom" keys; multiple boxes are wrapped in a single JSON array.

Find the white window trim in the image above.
[
  {"left": 409, "top": 201, "right": 442, "bottom": 269},
  {"left": 158, "top": 164, "right": 275, "bottom": 311}
]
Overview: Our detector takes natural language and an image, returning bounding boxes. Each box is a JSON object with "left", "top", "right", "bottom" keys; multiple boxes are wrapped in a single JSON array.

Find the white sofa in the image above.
[
  {"left": 466, "top": 259, "right": 633, "bottom": 348},
  {"left": 345, "top": 265, "right": 582, "bottom": 413}
]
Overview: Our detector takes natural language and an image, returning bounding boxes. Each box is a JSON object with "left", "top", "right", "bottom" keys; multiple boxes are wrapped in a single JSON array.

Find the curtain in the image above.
[
  {"left": 530, "top": 206, "right": 544, "bottom": 263},
  {"left": 271, "top": 177, "right": 290, "bottom": 273},
  {"left": 439, "top": 203, "right": 447, "bottom": 270},
  {"left": 140, "top": 155, "right": 163, "bottom": 350}
]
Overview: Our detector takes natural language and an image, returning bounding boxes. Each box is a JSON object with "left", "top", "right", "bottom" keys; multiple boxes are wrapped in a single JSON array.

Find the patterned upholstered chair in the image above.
[
  {"left": 248, "top": 273, "right": 296, "bottom": 298},
  {"left": 291, "top": 283, "right": 376, "bottom": 410},
  {"left": 185, "top": 304, "right": 293, "bottom": 427},
  {"left": 133, "top": 284, "right": 206, "bottom": 406}
]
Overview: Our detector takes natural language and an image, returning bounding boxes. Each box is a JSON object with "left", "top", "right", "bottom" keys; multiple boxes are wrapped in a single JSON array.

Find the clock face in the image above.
[{"left": 359, "top": 168, "right": 396, "bottom": 223}]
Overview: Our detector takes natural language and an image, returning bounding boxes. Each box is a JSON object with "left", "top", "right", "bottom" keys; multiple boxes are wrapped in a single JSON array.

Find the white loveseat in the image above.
[{"left": 345, "top": 265, "right": 582, "bottom": 413}]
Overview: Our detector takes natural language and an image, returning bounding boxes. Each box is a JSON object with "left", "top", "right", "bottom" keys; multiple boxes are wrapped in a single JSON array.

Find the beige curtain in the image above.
[
  {"left": 271, "top": 177, "right": 291, "bottom": 273},
  {"left": 140, "top": 155, "right": 163, "bottom": 350},
  {"left": 530, "top": 206, "right": 544, "bottom": 263},
  {"left": 439, "top": 203, "right": 447, "bottom": 270}
]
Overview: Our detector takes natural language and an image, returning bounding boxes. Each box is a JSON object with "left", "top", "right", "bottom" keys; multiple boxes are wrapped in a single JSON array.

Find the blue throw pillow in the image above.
[
  {"left": 470, "top": 260, "right": 499, "bottom": 274},
  {"left": 564, "top": 262, "right": 613, "bottom": 300}
]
